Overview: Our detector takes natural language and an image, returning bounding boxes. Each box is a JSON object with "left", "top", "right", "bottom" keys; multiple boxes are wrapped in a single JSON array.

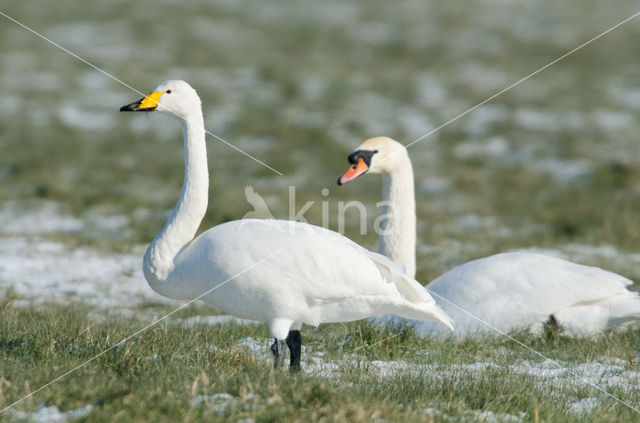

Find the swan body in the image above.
[
  {"left": 339, "top": 136, "right": 640, "bottom": 338},
  {"left": 394, "top": 251, "right": 639, "bottom": 338},
  {"left": 120, "top": 82, "right": 452, "bottom": 368},
  {"left": 154, "top": 217, "right": 453, "bottom": 333}
]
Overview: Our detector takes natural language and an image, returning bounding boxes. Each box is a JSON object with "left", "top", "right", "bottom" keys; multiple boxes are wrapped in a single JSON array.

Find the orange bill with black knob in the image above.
[{"left": 337, "top": 157, "right": 369, "bottom": 185}]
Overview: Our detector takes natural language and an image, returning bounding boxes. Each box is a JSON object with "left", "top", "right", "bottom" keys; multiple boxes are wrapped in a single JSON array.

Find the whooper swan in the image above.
[{"left": 120, "top": 83, "right": 453, "bottom": 369}]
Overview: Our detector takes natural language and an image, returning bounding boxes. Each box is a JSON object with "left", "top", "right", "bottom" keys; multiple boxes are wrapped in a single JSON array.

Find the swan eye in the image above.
[{"left": 166, "top": 90, "right": 172, "bottom": 94}]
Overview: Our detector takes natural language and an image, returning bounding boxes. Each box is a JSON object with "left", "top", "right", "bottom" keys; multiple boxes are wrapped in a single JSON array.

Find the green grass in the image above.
[{"left": 1, "top": 299, "right": 639, "bottom": 422}]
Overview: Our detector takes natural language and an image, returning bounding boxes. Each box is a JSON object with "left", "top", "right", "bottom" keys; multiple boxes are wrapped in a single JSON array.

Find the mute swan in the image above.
[
  {"left": 338, "top": 136, "right": 640, "bottom": 338},
  {"left": 119, "top": 82, "right": 453, "bottom": 369}
]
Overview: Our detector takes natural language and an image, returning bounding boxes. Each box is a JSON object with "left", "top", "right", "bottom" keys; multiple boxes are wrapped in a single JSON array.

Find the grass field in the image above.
[{"left": 1, "top": 0, "right": 640, "bottom": 421}]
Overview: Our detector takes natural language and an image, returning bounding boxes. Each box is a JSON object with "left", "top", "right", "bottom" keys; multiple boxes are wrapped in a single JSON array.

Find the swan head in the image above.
[
  {"left": 337, "top": 137, "right": 407, "bottom": 185},
  {"left": 120, "top": 80, "right": 201, "bottom": 120}
]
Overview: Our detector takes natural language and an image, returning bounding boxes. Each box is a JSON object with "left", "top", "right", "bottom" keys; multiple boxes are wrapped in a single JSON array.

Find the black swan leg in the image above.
[
  {"left": 286, "top": 330, "right": 302, "bottom": 371},
  {"left": 270, "top": 338, "right": 287, "bottom": 368}
]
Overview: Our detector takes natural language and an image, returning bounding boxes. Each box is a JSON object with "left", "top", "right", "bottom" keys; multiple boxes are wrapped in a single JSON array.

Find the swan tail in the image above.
[
  {"left": 391, "top": 302, "right": 455, "bottom": 331},
  {"left": 573, "top": 264, "right": 640, "bottom": 329},
  {"left": 552, "top": 292, "right": 640, "bottom": 336},
  {"left": 606, "top": 293, "right": 640, "bottom": 327},
  {"left": 364, "top": 250, "right": 454, "bottom": 331},
  {"left": 364, "top": 250, "right": 428, "bottom": 301}
]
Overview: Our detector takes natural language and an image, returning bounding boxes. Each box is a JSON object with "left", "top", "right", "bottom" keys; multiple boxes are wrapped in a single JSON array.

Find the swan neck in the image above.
[
  {"left": 379, "top": 154, "right": 416, "bottom": 278},
  {"left": 144, "top": 111, "right": 209, "bottom": 294}
]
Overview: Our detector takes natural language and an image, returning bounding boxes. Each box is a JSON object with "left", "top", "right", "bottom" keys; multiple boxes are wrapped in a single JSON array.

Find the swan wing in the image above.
[
  {"left": 176, "top": 219, "right": 453, "bottom": 331},
  {"left": 357, "top": 249, "right": 453, "bottom": 330},
  {"left": 266, "top": 220, "right": 453, "bottom": 329},
  {"left": 411, "top": 251, "right": 638, "bottom": 338}
]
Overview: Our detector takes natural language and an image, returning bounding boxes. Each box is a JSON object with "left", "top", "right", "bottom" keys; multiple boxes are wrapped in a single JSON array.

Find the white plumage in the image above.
[
  {"left": 408, "top": 251, "right": 639, "bottom": 338},
  {"left": 339, "top": 136, "right": 640, "bottom": 338},
  {"left": 161, "top": 218, "right": 453, "bottom": 336},
  {"left": 120, "top": 82, "right": 452, "bottom": 368}
]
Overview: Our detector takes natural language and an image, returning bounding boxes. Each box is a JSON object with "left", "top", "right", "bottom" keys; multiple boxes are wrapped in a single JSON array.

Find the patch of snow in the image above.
[
  {"left": 471, "top": 410, "right": 526, "bottom": 423},
  {"left": 192, "top": 392, "right": 234, "bottom": 405},
  {"left": 457, "top": 65, "right": 511, "bottom": 93},
  {"left": 58, "top": 104, "right": 116, "bottom": 131},
  {"left": 284, "top": 108, "right": 328, "bottom": 129},
  {"left": 299, "top": 75, "right": 329, "bottom": 102},
  {"left": 12, "top": 404, "right": 93, "bottom": 422},
  {"left": 233, "top": 135, "right": 275, "bottom": 155},
  {"left": 510, "top": 359, "right": 566, "bottom": 379},
  {"left": 593, "top": 109, "right": 635, "bottom": 132},
  {"left": 236, "top": 337, "right": 266, "bottom": 355},
  {"left": 229, "top": 336, "right": 640, "bottom": 412},
  {"left": 79, "top": 70, "right": 112, "bottom": 91},
  {"left": 192, "top": 393, "right": 234, "bottom": 416},
  {"left": 419, "top": 177, "right": 451, "bottom": 195},
  {"left": 0, "top": 236, "right": 168, "bottom": 309},
  {"left": 454, "top": 137, "right": 509, "bottom": 160},
  {"left": 446, "top": 215, "right": 515, "bottom": 239},
  {"left": 267, "top": 395, "right": 283, "bottom": 405},
  {"left": 346, "top": 92, "right": 398, "bottom": 136},
  {"left": 462, "top": 106, "right": 508, "bottom": 136},
  {"left": 568, "top": 397, "right": 599, "bottom": 415},
  {"left": 415, "top": 74, "right": 448, "bottom": 108},
  {"left": 2, "top": 67, "right": 60, "bottom": 93},
  {"left": 397, "top": 106, "right": 435, "bottom": 140},
  {"left": 0, "top": 202, "right": 83, "bottom": 235},
  {"left": 350, "top": 21, "right": 397, "bottom": 46},
  {"left": 608, "top": 84, "right": 640, "bottom": 110},
  {"left": 526, "top": 243, "right": 640, "bottom": 271},
  {"left": 456, "top": 215, "right": 497, "bottom": 230},
  {"left": 304, "top": 351, "right": 342, "bottom": 378},
  {"left": 564, "top": 244, "right": 620, "bottom": 260},
  {"left": 246, "top": 1, "right": 360, "bottom": 27},
  {"left": 506, "top": 358, "right": 640, "bottom": 395},
  {"left": 45, "top": 22, "right": 135, "bottom": 62},
  {"left": 514, "top": 108, "right": 560, "bottom": 132},
  {"left": 0, "top": 94, "right": 22, "bottom": 115},
  {"left": 561, "top": 110, "right": 586, "bottom": 131},
  {"left": 423, "top": 407, "right": 526, "bottom": 422},
  {"left": 178, "top": 315, "right": 260, "bottom": 327},
  {"left": 423, "top": 407, "right": 443, "bottom": 416},
  {"left": 599, "top": 356, "right": 629, "bottom": 367},
  {"left": 459, "top": 362, "right": 500, "bottom": 373},
  {"left": 234, "top": 337, "right": 344, "bottom": 378},
  {"left": 370, "top": 359, "right": 412, "bottom": 378},
  {"left": 0, "top": 202, "right": 130, "bottom": 237},
  {"left": 84, "top": 213, "right": 130, "bottom": 233},
  {"left": 532, "top": 158, "right": 593, "bottom": 183}
]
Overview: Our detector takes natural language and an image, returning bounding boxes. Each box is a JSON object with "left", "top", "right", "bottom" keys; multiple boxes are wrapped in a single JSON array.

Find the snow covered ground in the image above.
[
  {"left": 0, "top": 235, "right": 160, "bottom": 309},
  {"left": 0, "top": 202, "right": 166, "bottom": 310},
  {"left": 10, "top": 404, "right": 94, "bottom": 423},
  {"left": 227, "top": 335, "right": 638, "bottom": 418}
]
